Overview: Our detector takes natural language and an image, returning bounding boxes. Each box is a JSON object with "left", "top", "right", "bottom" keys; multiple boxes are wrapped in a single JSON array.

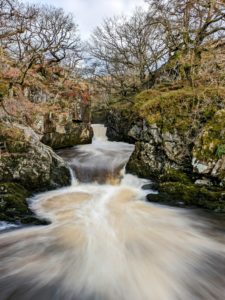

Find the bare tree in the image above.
[
  {"left": 146, "top": 0, "right": 225, "bottom": 84},
  {"left": 89, "top": 8, "right": 165, "bottom": 96},
  {"left": 0, "top": 0, "right": 37, "bottom": 41},
  {"left": 3, "top": 4, "right": 81, "bottom": 85}
]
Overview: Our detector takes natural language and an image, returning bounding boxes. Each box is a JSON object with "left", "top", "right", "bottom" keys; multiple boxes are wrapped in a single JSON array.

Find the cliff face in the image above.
[
  {"left": 33, "top": 98, "right": 93, "bottom": 149},
  {"left": 106, "top": 87, "right": 225, "bottom": 211},
  {"left": 106, "top": 108, "right": 137, "bottom": 144},
  {"left": 0, "top": 60, "right": 93, "bottom": 224},
  {"left": 0, "top": 118, "right": 71, "bottom": 224}
]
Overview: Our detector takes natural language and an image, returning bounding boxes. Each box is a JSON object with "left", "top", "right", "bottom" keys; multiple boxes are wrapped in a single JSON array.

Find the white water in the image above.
[
  {"left": 92, "top": 124, "right": 107, "bottom": 141},
  {"left": 0, "top": 125, "right": 225, "bottom": 300},
  {"left": 0, "top": 221, "right": 20, "bottom": 231}
]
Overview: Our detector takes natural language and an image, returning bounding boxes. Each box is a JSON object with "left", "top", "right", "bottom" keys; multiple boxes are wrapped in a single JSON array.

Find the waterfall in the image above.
[
  {"left": 92, "top": 124, "right": 107, "bottom": 141},
  {"left": 69, "top": 167, "right": 77, "bottom": 186},
  {"left": 1, "top": 136, "right": 225, "bottom": 300}
]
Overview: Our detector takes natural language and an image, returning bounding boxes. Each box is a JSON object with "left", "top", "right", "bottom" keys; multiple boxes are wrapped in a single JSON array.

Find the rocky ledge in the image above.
[
  {"left": 106, "top": 87, "right": 225, "bottom": 212},
  {"left": 0, "top": 119, "right": 71, "bottom": 224}
]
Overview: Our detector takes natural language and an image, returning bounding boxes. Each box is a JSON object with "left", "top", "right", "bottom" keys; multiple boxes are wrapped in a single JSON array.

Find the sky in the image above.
[{"left": 27, "top": 0, "right": 148, "bottom": 39}]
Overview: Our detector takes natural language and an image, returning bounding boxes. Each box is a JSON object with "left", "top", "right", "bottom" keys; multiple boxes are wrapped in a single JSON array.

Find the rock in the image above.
[
  {"left": 106, "top": 87, "right": 225, "bottom": 211},
  {"left": 32, "top": 109, "right": 93, "bottom": 149},
  {"left": 195, "top": 179, "right": 213, "bottom": 187},
  {"left": 141, "top": 184, "right": 153, "bottom": 190},
  {"left": 192, "top": 109, "right": 225, "bottom": 185},
  {"left": 106, "top": 109, "right": 136, "bottom": 143},
  {"left": 159, "top": 168, "right": 192, "bottom": 184},
  {"left": 0, "top": 182, "right": 47, "bottom": 225},
  {"left": 41, "top": 123, "right": 93, "bottom": 149},
  {"left": 126, "top": 141, "right": 165, "bottom": 179},
  {"left": 0, "top": 121, "right": 71, "bottom": 191},
  {"left": 147, "top": 182, "right": 225, "bottom": 212}
]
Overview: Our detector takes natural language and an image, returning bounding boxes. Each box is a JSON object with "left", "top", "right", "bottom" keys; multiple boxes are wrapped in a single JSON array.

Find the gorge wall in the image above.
[
  {"left": 106, "top": 87, "right": 225, "bottom": 212},
  {"left": 0, "top": 63, "right": 93, "bottom": 224}
]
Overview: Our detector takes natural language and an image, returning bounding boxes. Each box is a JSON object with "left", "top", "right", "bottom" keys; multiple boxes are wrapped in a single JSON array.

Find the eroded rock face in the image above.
[
  {"left": 0, "top": 121, "right": 71, "bottom": 191},
  {"left": 106, "top": 109, "right": 137, "bottom": 143},
  {"left": 126, "top": 120, "right": 191, "bottom": 178},
  {"left": 123, "top": 114, "right": 224, "bottom": 186},
  {"left": 39, "top": 112, "right": 93, "bottom": 149},
  {"left": 192, "top": 109, "right": 225, "bottom": 187},
  {"left": 31, "top": 99, "right": 93, "bottom": 149},
  {"left": 106, "top": 108, "right": 225, "bottom": 211}
]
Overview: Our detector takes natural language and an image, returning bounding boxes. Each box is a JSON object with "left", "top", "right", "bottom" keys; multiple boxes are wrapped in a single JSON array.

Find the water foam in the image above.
[{"left": 0, "top": 125, "right": 225, "bottom": 299}]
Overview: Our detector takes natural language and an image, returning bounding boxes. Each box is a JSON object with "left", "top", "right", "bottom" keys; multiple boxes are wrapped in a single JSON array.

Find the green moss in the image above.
[
  {"left": 193, "top": 109, "right": 225, "bottom": 161},
  {"left": 159, "top": 168, "right": 192, "bottom": 184},
  {"left": 6, "top": 141, "right": 30, "bottom": 153},
  {"left": 0, "top": 81, "right": 8, "bottom": 98},
  {"left": 134, "top": 86, "right": 225, "bottom": 136},
  {"left": 0, "top": 182, "right": 47, "bottom": 224},
  {"left": 217, "top": 144, "right": 225, "bottom": 158},
  {"left": 0, "top": 183, "right": 30, "bottom": 222},
  {"left": 0, "top": 183, "right": 29, "bottom": 211},
  {"left": 147, "top": 182, "right": 225, "bottom": 212}
]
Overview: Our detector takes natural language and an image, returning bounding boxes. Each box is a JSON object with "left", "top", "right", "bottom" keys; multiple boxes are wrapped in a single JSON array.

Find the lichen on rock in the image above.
[
  {"left": 0, "top": 120, "right": 71, "bottom": 191},
  {"left": 107, "top": 86, "right": 225, "bottom": 211}
]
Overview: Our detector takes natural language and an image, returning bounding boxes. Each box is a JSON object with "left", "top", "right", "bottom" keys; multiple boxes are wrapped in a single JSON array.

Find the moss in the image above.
[
  {"left": 147, "top": 182, "right": 225, "bottom": 212},
  {"left": 193, "top": 109, "right": 225, "bottom": 161},
  {"left": 216, "top": 144, "right": 225, "bottom": 158},
  {"left": 0, "top": 81, "right": 8, "bottom": 98},
  {"left": 6, "top": 141, "right": 30, "bottom": 153},
  {"left": 159, "top": 168, "right": 192, "bottom": 184},
  {"left": 0, "top": 123, "right": 25, "bottom": 142},
  {"left": 0, "top": 182, "right": 47, "bottom": 225},
  {"left": 134, "top": 86, "right": 225, "bottom": 136},
  {"left": 0, "top": 182, "right": 30, "bottom": 214}
]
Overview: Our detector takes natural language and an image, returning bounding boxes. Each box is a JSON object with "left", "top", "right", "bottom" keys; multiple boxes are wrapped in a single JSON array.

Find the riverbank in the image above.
[
  {"left": 1, "top": 127, "right": 225, "bottom": 299},
  {"left": 0, "top": 57, "right": 93, "bottom": 225},
  {"left": 106, "top": 85, "right": 225, "bottom": 211}
]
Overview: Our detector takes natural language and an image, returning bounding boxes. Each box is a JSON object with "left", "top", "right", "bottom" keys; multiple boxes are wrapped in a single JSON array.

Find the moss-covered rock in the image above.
[
  {"left": 159, "top": 168, "right": 192, "bottom": 184},
  {"left": 41, "top": 123, "right": 93, "bottom": 149},
  {"left": 106, "top": 108, "right": 137, "bottom": 143},
  {"left": 192, "top": 109, "right": 225, "bottom": 185},
  {"left": 135, "top": 86, "right": 225, "bottom": 134},
  {"left": 106, "top": 86, "right": 225, "bottom": 210},
  {"left": 126, "top": 141, "right": 165, "bottom": 179},
  {"left": 147, "top": 182, "right": 225, "bottom": 212},
  {"left": 0, "top": 183, "right": 46, "bottom": 224},
  {"left": 32, "top": 110, "right": 93, "bottom": 149},
  {"left": 0, "top": 121, "right": 71, "bottom": 191}
]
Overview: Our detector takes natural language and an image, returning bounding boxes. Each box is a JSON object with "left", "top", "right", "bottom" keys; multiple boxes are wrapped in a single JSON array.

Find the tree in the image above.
[
  {"left": 89, "top": 8, "right": 165, "bottom": 96},
  {"left": 0, "top": 0, "right": 37, "bottom": 41},
  {"left": 146, "top": 0, "right": 225, "bottom": 85},
  {"left": 1, "top": 1, "right": 82, "bottom": 85}
]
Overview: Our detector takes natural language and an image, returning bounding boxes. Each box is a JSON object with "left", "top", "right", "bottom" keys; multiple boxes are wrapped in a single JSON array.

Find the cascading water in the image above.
[
  {"left": 92, "top": 124, "right": 108, "bottom": 141},
  {"left": 0, "top": 124, "right": 225, "bottom": 300},
  {"left": 57, "top": 124, "right": 134, "bottom": 184}
]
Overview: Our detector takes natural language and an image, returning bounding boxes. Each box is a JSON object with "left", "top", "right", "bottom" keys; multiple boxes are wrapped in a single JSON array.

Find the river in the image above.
[{"left": 0, "top": 124, "right": 225, "bottom": 300}]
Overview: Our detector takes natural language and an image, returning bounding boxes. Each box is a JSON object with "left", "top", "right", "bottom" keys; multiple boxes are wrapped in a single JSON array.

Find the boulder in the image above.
[{"left": 0, "top": 121, "right": 71, "bottom": 191}]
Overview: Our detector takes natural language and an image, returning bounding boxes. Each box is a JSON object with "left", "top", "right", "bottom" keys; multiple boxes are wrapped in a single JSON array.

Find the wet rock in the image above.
[
  {"left": 147, "top": 182, "right": 225, "bottom": 212},
  {"left": 106, "top": 88, "right": 225, "bottom": 210},
  {"left": 32, "top": 109, "right": 93, "bottom": 149},
  {"left": 195, "top": 179, "right": 213, "bottom": 187},
  {"left": 0, "top": 182, "right": 47, "bottom": 225},
  {"left": 0, "top": 121, "right": 71, "bottom": 191},
  {"left": 41, "top": 123, "right": 93, "bottom": 149},
  {"left": 106, "top": 109, "right": 137, "bottom": 143},
  {"left": 192, "top": 109, "right": 225, "bottom": 186}
]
